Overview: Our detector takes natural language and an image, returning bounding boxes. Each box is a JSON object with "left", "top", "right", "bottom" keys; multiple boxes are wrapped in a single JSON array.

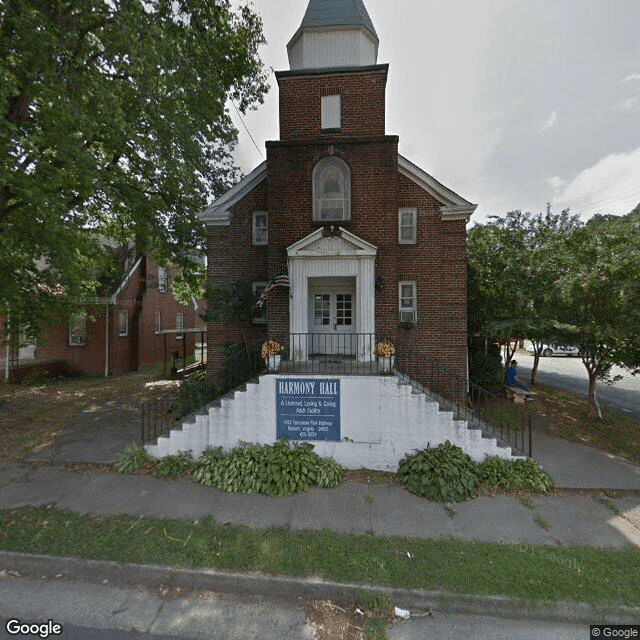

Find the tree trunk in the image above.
[
  {"left": 531, "top": 353, "right": 539, "bottom": 384},
  {"left": 586, "top": 373, "right": 599, "bottom": 421}
]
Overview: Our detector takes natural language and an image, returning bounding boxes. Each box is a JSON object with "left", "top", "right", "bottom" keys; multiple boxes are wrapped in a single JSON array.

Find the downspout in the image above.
[
  {"left": 4, "top": 311, "right": 10, "bottom": 382},
  {"left": 104, "top": 303, "right": 110, "bottom": 377},
  {"left": 4, "top": 335, "right": 9, "bottom": 382}
]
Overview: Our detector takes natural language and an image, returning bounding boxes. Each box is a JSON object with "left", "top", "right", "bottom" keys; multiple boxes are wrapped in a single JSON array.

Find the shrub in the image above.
[
  {"left": 397, "top": 442, "right": 479, "bottom": 502},
  {"left": 479, "top": 455, "right": 555, "bottom": 492},
  {"left": 153, "top": 451, "right": 193, "bottom": 478},
  {"left": 214, "top": 444, "right": 267, "bottom": 494},
  {"left": 172, "top": 376, "right": 208, "bottom": 419},
  {"left": 114, "top": 442, "right": 155, "bottom": 474},
  {"left": 314, "top": 456, "right": 344, "bottom": 488},
  {"left": 191, "top": 447, "right": 224, "bottom": 486},
  {"left": 468, "top": 341, "right": 503, "bottom": 391},
  {"left": 190, "top": 440, "right": 344, "bottom": 496},
  {"left": 477, "top": 455, "right": 515, "bottom": 488}
]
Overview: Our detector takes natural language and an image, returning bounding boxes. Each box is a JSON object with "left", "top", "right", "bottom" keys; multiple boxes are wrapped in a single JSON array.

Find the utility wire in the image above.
[{"left": 230, "top": 97, "right": 264, "bottom": 159}]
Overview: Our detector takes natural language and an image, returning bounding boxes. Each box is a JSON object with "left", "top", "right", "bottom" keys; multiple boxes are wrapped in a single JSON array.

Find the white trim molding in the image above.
[
  {"left": 198, "top": 162, "right": 267, "bottom": 228},
  {"left": 398, "top": 155, "right": 477, "bottom": 222}
]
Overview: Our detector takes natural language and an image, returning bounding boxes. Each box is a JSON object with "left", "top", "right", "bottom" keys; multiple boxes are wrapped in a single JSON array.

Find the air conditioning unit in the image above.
[{"left": 400, "top": 310, "right": 415, "bottom": 323}]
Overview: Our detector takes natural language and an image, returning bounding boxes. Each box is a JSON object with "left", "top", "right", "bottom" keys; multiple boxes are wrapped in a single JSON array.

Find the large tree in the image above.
[
  {"left": 555, "top": 209, "right": 640, "bottom": 418},
  {"left": 1, "top": 0, "right": 268, "bottom": 343},
  {"left": 467, "top": 206, "right": 579, "bottom": 382}
]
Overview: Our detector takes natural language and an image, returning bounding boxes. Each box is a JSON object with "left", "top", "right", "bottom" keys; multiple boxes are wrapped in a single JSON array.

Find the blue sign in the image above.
[{"left": 276, "top": 378, "right": 341, "bottom": 441}]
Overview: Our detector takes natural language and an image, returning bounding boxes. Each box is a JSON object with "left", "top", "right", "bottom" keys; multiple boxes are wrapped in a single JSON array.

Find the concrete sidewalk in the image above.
[
  {"left": 1, "top": 409, "right": 640, "bottom": 638},
  {"left": 1, "top": 460, "right": 639, "bottom": 548}
]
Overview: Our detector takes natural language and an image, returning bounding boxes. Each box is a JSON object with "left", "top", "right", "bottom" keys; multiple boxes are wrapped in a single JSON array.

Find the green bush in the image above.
[
  {"left": 479, "top": 455, "right": 554, "bottom": 492},
  {"left": 468, "top": 342, "right": 503, "bottom": 391},
  {"left": 477, "top": 455, "right": 514, "bottom": 488},
  {"left": 314, "top": 456, "right": 344, "bottom": 488},
  {"left": 191, "top": 447, "right": 224, "bottom": 486},
  {"left": 397, "top": 442, "right": 480, "bottom": 502},
  {"left": 190, "top": 440, "right": 343, "bottom": 496},
  {"left": 153, "top": 451, "right": 193, "bottom": 478},
  {"left": 114, "top": 442, "right": 155, "bottom": 474},
  {"left": 172, "top": 377, "right": 208, "bottom": 419}
]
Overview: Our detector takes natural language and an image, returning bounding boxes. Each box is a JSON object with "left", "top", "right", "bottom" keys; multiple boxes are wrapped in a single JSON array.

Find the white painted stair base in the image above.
[{"left": 146, "top": 375, "right": 517, "bottom": 470}]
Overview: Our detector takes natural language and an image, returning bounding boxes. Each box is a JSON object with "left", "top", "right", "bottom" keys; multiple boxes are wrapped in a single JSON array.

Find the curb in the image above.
[{"left": 1, "top": 551, "right": 638, "bottom": 625}]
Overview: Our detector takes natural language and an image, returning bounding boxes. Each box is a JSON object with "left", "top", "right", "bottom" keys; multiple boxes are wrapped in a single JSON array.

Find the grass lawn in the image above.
[
  {"left": 1, "top": 505, "right": 639, "bottom": 609},
  {"left": 533, "top": 383, "right": 640, "bottom": 466}
]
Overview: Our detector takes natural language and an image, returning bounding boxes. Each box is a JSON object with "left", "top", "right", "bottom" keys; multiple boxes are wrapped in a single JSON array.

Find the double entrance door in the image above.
[{"left": 308, "top": 278, "right": 356, "bottom": 356}]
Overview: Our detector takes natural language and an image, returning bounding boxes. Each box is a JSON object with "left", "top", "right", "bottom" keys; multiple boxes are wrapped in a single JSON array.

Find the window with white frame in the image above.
[
  {"left": 69, "top": 314, "right": 86, "bottom": 346},
  {"left": 399, "top": 282, "right": 417, "bottom": 323},
  {"left": 155, "top": 311, "right": 161, "bottom": 334},
  {"left": 252, "top": 212, "right": 268, "bottom": 245},
  {"left": 176, "top": 313, "right": 184, "bottom": 340},
  {"left": 398, "top": 208, "right": 417, "bottom": 244},
  {"left": 157, "top": 267, "right": 168, "bottom": 294},
  {"left": 321, "top": 94, "right": 341, "bottom": 130},
  {"left": 118, "top": 310, "right": 128, "bottom": 337},
  {"left": 252, "top": 282, "right": 267, "bottom": 323},
  {"left": 313, "top": 157, "right": 351, "bottom": 221}
]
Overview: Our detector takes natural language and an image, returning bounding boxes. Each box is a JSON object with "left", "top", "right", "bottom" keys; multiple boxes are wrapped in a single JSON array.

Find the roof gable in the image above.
[
  {"left": 398, "top": 155, "right": 477, "bottom": 221},
  {"left": 198, "top": 162, "right": 267, "bottom": 227},
  {"left": 288, "top": 226, "right": 377, "bottom": 257}
]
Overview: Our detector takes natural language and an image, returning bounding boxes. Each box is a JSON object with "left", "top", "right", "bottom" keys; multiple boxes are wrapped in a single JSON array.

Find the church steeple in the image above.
[{"left": 287, "top": 0, "right": 379, "bottom": 71}]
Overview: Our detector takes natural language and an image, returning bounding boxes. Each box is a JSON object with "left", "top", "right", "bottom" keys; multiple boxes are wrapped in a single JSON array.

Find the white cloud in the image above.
[
  {"left": 552, "top": 147, "right": 640, "bottom": 218},
  {"left": 623, "top": 73, "right": 640, "bottom": 82},
  {"left": 540, "top": 110, "right": 558, "bottom": 132},
  {"left": 614, "top": 96, "right": 639, "bottom": 110},
  {"left": 546, "top": 176, "right": 566, "bottom": 191}
]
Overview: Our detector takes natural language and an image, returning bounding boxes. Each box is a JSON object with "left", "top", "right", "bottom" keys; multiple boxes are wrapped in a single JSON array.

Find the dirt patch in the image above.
[
  {"left": 0, "top": 374, "right": 179, "bottom": 462},
  {"left": 304, "top": 600, "right": 366, "bottom": 640}
]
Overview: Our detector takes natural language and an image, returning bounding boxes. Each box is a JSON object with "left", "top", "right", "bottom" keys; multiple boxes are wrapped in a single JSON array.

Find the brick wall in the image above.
[
  {"left": 11, "top": 257, "right": 198, "bottom": 378},
  {"left": 277, "top": 66, "right": 388, "bottom": 141},
  {"left": 205, "top": 61, "right": 469, "bottom": 390}
]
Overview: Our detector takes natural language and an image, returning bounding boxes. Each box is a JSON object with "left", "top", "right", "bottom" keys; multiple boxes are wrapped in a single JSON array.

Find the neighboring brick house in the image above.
[
  {"left": 2, "top": 255, "right": 201, "bottom": 380},
  {"left": 199, "top": 0, "right": 476, "bottom": 391}
]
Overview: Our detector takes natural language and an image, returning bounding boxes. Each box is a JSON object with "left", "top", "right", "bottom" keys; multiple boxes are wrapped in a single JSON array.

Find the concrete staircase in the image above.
[{"left": 146, "top": 372, "right": 520, "bottom": 469}]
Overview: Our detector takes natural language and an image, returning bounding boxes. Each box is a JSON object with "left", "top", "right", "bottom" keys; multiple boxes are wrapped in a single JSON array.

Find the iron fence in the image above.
[
  {"left": 141, "top": 393, "right": 178, "bottom": 444},
  {"left": 141, "top": 332, "right": 532, "bottom": 456},
  {"left": 394, "top": 344, "right": 532, "bottom": 456}
]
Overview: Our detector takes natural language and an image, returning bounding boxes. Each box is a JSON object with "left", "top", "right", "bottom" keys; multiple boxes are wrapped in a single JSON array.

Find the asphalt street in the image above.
[{"left": 516, "top": 352, "right": 640, "bottom": 420}]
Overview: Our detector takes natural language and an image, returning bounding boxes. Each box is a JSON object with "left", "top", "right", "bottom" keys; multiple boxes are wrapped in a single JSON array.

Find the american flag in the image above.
[{"left": 254, "top": 264, "right": 290, "bottom": 308}]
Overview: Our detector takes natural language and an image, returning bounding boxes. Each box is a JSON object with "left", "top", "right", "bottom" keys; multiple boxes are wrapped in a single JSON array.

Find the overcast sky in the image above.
[{"left": 229, "top": 0, "right": 640, "bottom": 223}]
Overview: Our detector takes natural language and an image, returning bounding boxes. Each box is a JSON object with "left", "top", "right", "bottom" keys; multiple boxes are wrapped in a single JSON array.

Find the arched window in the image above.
[{"left": 312, "top": 157, "right": 351, "bottom": 221}]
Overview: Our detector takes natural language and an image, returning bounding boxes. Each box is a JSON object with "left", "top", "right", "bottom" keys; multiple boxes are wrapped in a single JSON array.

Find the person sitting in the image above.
[{"left": 505, "top": 360, "right": 529, "bottom": 392}]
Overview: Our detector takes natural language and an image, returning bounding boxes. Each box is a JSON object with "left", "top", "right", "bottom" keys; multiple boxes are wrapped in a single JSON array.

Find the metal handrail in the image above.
[
  {"left": 394, "top": 344, "right": 532, "bottom": 456},
  {"left": 141, "top": 332, "right": 531, "bottom": 456}
]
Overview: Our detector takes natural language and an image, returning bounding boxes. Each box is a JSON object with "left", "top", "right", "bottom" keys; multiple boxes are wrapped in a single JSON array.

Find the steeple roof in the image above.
[{"left": 300, "top": 0, "right": 378, "bottom": 39}]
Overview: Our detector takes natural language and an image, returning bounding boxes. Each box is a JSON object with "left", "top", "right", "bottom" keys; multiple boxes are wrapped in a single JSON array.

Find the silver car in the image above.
[{"left": 527, "top": 343, "right": 581, "bottom": 357}]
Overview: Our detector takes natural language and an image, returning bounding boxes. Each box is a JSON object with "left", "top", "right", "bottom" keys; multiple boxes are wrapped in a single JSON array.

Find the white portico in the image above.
[{"left": 287, "top": 227, "right": 377, "bottom": 361}]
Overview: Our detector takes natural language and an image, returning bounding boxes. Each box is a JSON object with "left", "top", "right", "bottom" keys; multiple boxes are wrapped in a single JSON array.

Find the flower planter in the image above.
[
  {"left": 377, "top": 356, "right": 394, "bottom": 373},
  {"left": 265, "top": 355, "right": 281, "bottom": 371}
]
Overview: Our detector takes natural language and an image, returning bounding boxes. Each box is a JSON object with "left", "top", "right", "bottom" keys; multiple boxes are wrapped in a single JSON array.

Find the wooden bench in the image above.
[{"left": 504, "top": 386, "right": 531, "bottom": 404}]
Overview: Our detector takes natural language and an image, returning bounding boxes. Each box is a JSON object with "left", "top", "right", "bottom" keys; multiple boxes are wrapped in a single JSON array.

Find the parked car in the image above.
[{"left": 526, "top": 343, "right": 581, "bottom": 357}]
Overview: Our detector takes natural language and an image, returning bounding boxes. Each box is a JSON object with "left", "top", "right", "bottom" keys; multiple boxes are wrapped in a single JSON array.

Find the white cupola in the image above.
[{"left": 287, "top": 0, "right": 379, "bottom": 71}]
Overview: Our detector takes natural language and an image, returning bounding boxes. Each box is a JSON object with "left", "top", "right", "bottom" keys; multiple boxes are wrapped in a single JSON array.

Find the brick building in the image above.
[
  {"left": 2, "top": 255, "right": 202, "bottom": 380},
  {"left": 199, "top": 0, "right": 476, "bottom": 390}
]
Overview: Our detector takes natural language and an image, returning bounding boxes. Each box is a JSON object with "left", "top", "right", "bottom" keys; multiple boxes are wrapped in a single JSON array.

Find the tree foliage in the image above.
[
  {"left": 468, "top": 203, "right": 640, "bottom": 419},
  {"left": 1, "top": 0, "right": 268, "bottom": 342},
  {"left": 554, "top": 210, "right": 640, "bottom": 417},
  {"left": 467, "top": 205, "right": 579, "bottom": 381}
]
